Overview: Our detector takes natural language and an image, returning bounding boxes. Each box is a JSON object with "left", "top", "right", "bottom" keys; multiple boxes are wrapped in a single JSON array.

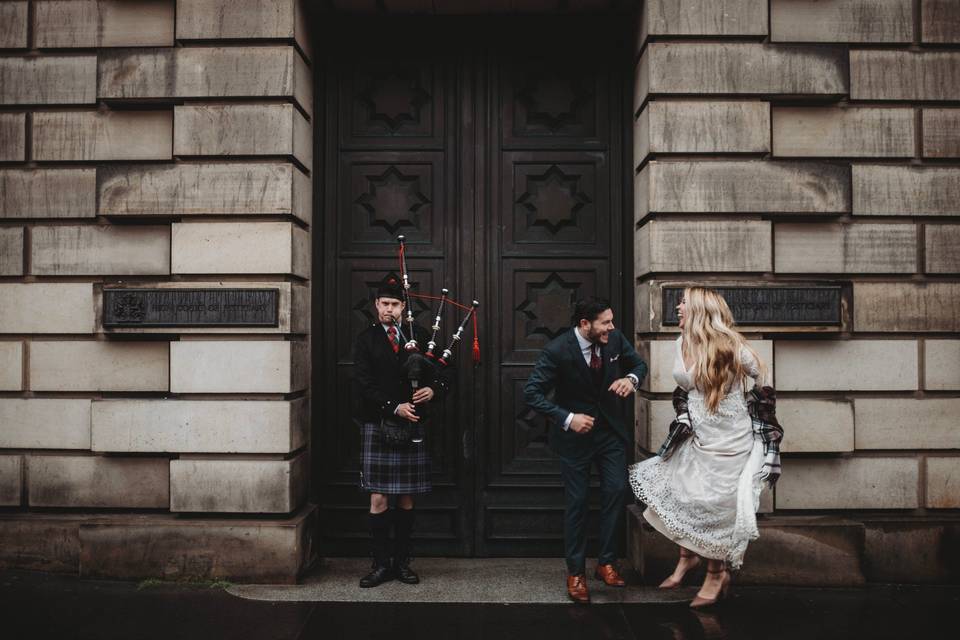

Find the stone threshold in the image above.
[{"left": 229, "top": 557, "right": 696, "bottom": 604}]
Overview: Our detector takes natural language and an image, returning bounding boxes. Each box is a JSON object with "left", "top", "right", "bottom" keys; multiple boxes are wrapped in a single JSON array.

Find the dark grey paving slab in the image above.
[{"left": 228, "top": 558, "right": 697, "bottom": 604}]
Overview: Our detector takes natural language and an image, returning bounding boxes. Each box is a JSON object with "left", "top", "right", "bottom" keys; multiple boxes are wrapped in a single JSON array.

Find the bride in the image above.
[{"left": 629, "top": 286, "right": 780, "bottom": 608}]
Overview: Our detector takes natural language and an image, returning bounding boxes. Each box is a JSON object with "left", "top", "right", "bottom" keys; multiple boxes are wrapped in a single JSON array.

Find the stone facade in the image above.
[
  {"left": 0, "top": 0, "right": 957, "bottom": 585},
  {"left": 0, "top": 0, "right": 314, "bottom": 583},
  {"left": 632, "top": 0, "right": 960, "bottom": 585}
]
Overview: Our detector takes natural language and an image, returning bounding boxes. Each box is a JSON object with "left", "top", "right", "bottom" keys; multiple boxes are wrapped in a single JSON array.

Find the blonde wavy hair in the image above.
[{"left": 680, "top": 287, "right": 767, "bottom": 413}]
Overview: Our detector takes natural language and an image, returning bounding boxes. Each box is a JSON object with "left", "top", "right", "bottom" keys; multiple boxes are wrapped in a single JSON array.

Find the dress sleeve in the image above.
[{"left": 739, "top": 343, "right": 762, "bottom": 381}]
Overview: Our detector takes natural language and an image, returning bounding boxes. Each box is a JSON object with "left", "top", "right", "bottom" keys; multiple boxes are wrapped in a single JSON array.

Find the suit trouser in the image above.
[{"left": 558, "top": 425, "right": 627, "bottom": 575}]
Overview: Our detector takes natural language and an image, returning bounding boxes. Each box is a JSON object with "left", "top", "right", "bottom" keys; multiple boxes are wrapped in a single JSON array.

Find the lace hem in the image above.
[{"left": 628, "top": 456, "right": 758, "bottom": 569}]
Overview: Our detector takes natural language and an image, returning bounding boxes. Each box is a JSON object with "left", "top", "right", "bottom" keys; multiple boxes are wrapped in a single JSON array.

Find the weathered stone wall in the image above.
[
  {"left": 0, "top": 0, "right": 314, "bottom": 583},
  {"left": 633, "top": 0, "right": 960, "bottom": 583}
]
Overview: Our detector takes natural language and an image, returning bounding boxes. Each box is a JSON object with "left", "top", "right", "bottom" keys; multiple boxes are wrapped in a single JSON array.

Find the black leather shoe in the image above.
[
  {"left": 359, "top": 564, "right": 394, "bottom": 588},
  {"left": 394, "top": 560, "right": 420, "bottom": 585}
]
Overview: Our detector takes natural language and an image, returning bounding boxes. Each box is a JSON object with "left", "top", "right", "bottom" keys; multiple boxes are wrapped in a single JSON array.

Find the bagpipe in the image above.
[
  {"left": 392, "top": 234, "right": 480, "bottom": 367},
  {"left": 387, "top": 235, "right": 480, "bottom": 444}
]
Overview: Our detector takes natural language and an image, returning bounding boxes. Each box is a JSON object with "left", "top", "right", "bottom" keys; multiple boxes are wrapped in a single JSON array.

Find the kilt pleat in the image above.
[{"left": 359, "top": 422, "right": 432, "bottom": 494}]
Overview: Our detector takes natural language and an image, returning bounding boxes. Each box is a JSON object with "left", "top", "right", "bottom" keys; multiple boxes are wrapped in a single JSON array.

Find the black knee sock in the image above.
[
  {"left": 393, "top": 508, "right": 415, "bottom": 564},
  {"left": 369, "top": 511, "right": 391, "bottom": 568}
]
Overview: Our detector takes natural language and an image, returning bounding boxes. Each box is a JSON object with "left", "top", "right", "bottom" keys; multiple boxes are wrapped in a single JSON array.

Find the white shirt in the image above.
[{"left": 562, "top": 328, "right": 639, "bottom": 430}]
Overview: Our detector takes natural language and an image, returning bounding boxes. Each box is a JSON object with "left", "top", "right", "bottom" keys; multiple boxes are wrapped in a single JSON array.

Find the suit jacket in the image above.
[
  {"left": 524, "top": 328, "right": 647, "bottom": 457},
  {"left": 353, "top": 322, "right": 455, "bottom": 423}
]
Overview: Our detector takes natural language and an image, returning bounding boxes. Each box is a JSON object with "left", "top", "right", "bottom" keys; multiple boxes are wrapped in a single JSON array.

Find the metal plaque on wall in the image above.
[
  {"left": 661, "top": 286, "right": 842, "bottom": 326},
  {"left": 103, "top": 289, "right": 280, "bottom": 328}
]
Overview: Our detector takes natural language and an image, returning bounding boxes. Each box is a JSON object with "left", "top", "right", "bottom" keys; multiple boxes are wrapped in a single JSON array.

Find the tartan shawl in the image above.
[{"left": 656, "top": 385, "right": 784, "bottom": 486}]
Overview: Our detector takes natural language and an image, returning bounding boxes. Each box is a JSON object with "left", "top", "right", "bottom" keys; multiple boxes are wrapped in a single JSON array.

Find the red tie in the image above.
[
  {"left": 388, "top": 326, "right": 399, "bottom": 353},
  {"left": 590, "top": 344, "right": 602, "bottom": 370}
]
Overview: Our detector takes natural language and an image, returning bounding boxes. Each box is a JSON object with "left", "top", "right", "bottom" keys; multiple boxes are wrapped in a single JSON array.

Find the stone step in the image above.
[
  {"left": 230, "top": 557, "right": 694, "bottom": 604},
  {"left": 627, "top": 505, "right": 960, "bottom": 586},
  {"left": 0, "top": 507, "right": 317, "bottom": 584}
]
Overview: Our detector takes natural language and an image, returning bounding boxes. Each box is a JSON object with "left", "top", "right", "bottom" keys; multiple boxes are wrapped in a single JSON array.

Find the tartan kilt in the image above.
[{"left": 359, "top": 421, "right": 432, "bottom": 495}]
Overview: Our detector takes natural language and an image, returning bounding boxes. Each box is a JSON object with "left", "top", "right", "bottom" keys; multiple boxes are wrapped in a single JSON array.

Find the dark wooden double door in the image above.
[{"left": 317, "top": 17, "right": 631, "bottom": 556}]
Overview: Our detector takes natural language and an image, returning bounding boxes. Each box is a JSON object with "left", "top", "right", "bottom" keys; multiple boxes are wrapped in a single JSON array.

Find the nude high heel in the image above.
[
  {"left": 658, "top": 549, "right": 701, "bottom": 589},
  {"left": 689, "top": 567, "right": 730, "bottom": 609}
]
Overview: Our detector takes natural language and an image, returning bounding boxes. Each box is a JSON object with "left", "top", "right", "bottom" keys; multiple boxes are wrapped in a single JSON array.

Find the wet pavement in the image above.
[{"left": 1, "top": 568, "right": 958, "bottom": 640}]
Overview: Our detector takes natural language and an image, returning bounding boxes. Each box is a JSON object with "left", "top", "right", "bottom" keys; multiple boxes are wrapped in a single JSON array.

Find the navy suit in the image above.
[{"left": 524, "top": 328, "right": 647, "bottom": 574}]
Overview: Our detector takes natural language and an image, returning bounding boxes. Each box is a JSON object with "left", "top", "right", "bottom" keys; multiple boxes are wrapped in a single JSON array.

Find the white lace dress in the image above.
[{"left": 628, "top": 336, "right": 766, "bottom": 569}]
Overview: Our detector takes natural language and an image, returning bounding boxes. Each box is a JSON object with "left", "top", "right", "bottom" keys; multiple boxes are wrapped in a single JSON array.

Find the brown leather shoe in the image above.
[
  {"left": 594, "top": 563, "right": 626, "bottom": 587},
  {"left": 566, "top": 574, "right": 590, "bottom": 603}
]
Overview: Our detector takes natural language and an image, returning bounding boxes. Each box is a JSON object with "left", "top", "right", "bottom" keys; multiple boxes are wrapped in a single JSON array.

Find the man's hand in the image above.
[
  {"left": 569, "top": 413, "right": 595, "bottom": 434},
  {"left": 411, "top": 387, "right": 435, "bottom": 404},
  {"left": 396, "top": 402, "right": 420, "bottom": 421},
  {"left": 609, "top": 377, "right": 637, "bottom": 398}
]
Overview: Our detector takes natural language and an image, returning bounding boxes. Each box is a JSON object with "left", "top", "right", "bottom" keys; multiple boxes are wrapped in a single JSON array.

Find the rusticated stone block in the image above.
[
  {"left": 643, "top": 338, "right": 773, "bottom": 393},
  {"left": 78, "top": 507, "right": 316, "bottom": 582},
  {"left": 864, "top": 523, "right": 960, "bottom": 583},
  {"left": 855, "top": 398, "right": 960, "bottom": 450},
  {"left": 0, "top": 169, "right": 96, "bottom": 219},
  {"left": 170, "top": 340, "right": 308, "bottom": 393},
  {"left": 771, "top": 0, "right": 912, "bottom": 43},
  {"left": 0, "top": 456, "right": 21, "bottom": 506},
  {"left": 641, "top": 0, "right": 767, "bottom": 39},
  {"left": 98, "top": 47, "right": 312, "bottom": 116},
  {"left": 927, "top": 457, "right": 960, "bottom": 508},
  {"left": 0, "top": 227, "right": 24, "bottom": 275},
  {"left": 851, "top": 51, "right": 960, "bottom": 100},
  {"left": 922, "top": 0, "right": 960, "bottom": 43},
  {"left": 0, "top": 56, "right": 96, "bottom": 105},
  {"left": 98, "top": 163, "right": 310, "bottom": 223},
  {"left": 0, "top": 514, "right": 81, "bottom": 572},
  {"left": 637, "top": 161, "right": 849, "bottom": 217},
  {"left": 640, "top": 43, "right": 847, "bottom": 101},
  {"left": 774, "top": 223, "right": 917, "bottom": 273},
  {"left": 776, "top": 340, "right": 917, "bottom": 391},
  {"left": 0, "top": 283, "right": 95, "bottom": 334},
  {"left": 174, "top": 104, "right": 312, "bottom": 169},
  {"left": 853, "top": 166, "right": 960, "bottom": 216},
  {"left": 636, "top": 220, "right": 772, "bottom": 274},
  {"left": 772, "top": 107, "right": 915, "bottom": 157},
  {"left": 854, "top": 282, "right": 960, "bottom": 332},
  {"left": 92, "top": 398, "right": 308, "bottom": 453},
  {"left": 99, "top": 282, "right": 309, "bottom": 335},
  {"left": 777, "top": 457, "right": 919, "bottom": 509},
  {"left": 170, "top": 452, "right": 307, "bottom": 513},
  {"left": 0, "top": 342, "right": 22, "bottom": 390},
  {"left": 636, "top": 101, "right": 769, "bottom": 161},
  {"left": 31, "top": 225, "right": 170, "bottom": 276},
  {"left": 925, "top": 340, "right": 960, "bottom": 391},
  {"left": 30, "top": 341, "right": 168, "bottom": 392},
  {"left": 0, "top": 1, "right": 28, "bottom": 48},
  {"left": 33, "top": 110, "right": 172, "bottom": 161},
  {"left": 0, "top": 113, "right": 25, "bottom": 161},
  {"left": 922, "top": 109, "right": 960, "bottom": 158},
  {"left": 171, "top": 222, "right": 309, "bottom": 277},
  {"left": 28, "top": 455, "right": 169, "bottom": 508},
  {"left": 925, "top": 224, "right": 960, "bottom": 274},
  {"left": 176, "top": 0, "right": 311, "bottom": 58},
  {"left": 628, "top": 508, "right": 867, "bottom": 586},
  {"left": 778, "top": 399, "right": 854, "bottom": 453},
  {"left": 34, "top": 0, "right": 174, "bottom": 47},
  {"left": 0, "top": 399, "right": 91, "bottom": 449}
]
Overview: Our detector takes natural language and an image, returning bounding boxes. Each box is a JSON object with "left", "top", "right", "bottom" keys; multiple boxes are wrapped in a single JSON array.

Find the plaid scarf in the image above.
[{"left": 656, "top": 385, "right": 784, "bottom": 486}]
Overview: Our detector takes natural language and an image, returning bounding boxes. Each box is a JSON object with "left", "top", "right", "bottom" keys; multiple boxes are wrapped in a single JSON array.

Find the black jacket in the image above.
[
  {"left": 352, "top": 322, "right": 455, "bottom": 423},
  {"left": 524, "top": 328, "right": 647, "bottom": 457}
]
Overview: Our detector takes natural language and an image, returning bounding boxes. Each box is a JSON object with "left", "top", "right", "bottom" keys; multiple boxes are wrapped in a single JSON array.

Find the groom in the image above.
[{"left": 524, "top": 298, "right": 647, "bottom": 603}]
